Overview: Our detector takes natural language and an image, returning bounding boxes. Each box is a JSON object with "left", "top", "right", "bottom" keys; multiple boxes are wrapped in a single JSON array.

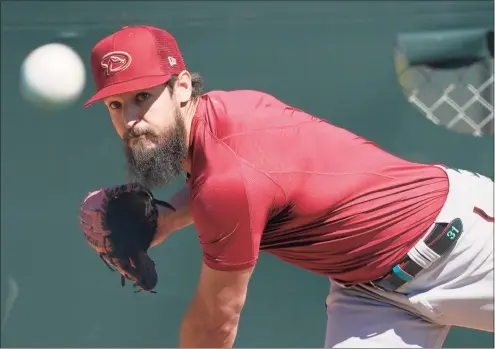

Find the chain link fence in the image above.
[{"left": 395, "top": 30, "right": 494, "bottom": 137}]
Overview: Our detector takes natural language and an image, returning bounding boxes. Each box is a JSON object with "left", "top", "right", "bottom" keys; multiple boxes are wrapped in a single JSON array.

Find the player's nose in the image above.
[{"left": 123, "top": 103, "right": 144, "bottom": 129}]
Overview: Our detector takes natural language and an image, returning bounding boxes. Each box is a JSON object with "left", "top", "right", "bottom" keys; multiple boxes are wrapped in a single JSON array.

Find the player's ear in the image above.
[{"left": 175, "top": 70, "right": 192, "bottom": 104}]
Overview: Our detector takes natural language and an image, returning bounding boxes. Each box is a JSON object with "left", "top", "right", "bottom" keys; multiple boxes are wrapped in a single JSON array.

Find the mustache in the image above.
[{"left": 124, "top": 128, "right": 157, "bottom": 142}]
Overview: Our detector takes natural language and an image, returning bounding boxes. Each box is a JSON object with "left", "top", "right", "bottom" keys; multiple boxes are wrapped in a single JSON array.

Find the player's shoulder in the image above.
[
  {"left": 205, "top": 89, "right": 281, "bottom": 107},
  {"left": 189, "top": 165, "right": 246, "bottom": 206},
  {"left": 199, "top": 89, "right": 289, "bottom": 137}
]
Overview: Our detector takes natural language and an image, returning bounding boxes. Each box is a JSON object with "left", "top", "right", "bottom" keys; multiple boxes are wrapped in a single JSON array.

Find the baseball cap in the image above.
[{"left": 84, "top": 25, "right": 186, "bottom": 107}]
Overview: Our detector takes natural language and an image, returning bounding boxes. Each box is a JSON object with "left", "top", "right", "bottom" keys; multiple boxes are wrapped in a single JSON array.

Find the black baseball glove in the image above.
[{"left": 79, "top": 183, "right": 175, "bottom": 293}]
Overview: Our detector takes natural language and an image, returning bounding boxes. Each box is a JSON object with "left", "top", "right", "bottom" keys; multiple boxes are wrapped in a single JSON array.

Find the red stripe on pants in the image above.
[{"left": 473, "top": 207, "right": 494, "bottom": 223}]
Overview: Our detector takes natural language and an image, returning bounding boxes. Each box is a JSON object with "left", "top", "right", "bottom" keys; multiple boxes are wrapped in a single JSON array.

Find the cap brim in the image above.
[{"left": 84, "top": 75, "right": 172, "bottom": 108}]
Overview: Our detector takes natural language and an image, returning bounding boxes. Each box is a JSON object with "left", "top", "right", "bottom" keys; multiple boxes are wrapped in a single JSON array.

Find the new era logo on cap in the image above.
[{"left": 85, "top": 25, "right": 187, "bottom": 107}]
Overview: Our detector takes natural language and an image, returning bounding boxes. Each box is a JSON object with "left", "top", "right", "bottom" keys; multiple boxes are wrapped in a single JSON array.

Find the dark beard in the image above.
[{"left": 124, "top": 110, "right": 188, "bottom": 189}]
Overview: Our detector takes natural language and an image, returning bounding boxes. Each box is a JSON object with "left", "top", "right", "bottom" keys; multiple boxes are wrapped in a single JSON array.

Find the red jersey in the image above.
[{"left": 186, "top": 90, "right": 449, "bottom": 284}]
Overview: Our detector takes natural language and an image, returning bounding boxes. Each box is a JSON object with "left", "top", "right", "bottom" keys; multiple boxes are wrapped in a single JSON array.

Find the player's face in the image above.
[{"left": 104, "top": 83, "right": 188, "bottom": 189}]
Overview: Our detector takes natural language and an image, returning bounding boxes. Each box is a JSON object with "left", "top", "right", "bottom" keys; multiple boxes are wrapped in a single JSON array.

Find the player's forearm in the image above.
[
  {"left": 179, "top": 301, "right": 239, "bottom": 348},
  {"left": 179, "top": 321, "right": 238, "bottom": 348},
  {"left": 151, "top": 186, "right": 194, "bottom": 247}
]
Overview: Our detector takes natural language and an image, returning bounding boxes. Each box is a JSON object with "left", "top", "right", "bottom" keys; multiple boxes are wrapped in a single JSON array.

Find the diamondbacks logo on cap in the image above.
[{"left": 101, "top": 51, "right": 132, "bottom": 76}]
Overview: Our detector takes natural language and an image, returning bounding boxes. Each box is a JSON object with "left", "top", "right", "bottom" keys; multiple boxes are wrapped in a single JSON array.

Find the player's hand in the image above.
[{"left": 79, "top": 183, "right": 175, "bottom": 293}]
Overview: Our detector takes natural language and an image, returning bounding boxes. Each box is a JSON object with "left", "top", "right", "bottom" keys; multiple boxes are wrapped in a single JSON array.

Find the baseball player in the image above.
[{"left": 79, "top": 25, "right": 494, "bottom": 348}]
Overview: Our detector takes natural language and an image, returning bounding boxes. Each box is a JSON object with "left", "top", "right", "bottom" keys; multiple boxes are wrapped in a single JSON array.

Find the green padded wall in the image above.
[{"left": 1, "top": 1, "right": 493, "bottom": 347}]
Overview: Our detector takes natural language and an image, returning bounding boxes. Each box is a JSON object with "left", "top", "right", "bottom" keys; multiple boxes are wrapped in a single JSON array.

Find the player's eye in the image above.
[
  {"left": 108, "top": 101, "right": 121, "bottom": 110},
  {"left": 136, "top": 92, "right": 151, "bottom": 102}
]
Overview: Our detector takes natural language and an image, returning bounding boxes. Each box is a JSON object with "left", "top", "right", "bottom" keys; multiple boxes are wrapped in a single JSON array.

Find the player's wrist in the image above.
[
  {"left": 151, "top": 203, "right": 178, "bottom": 247},
  {"left": 152, "top": 198, "right": 194, "bottom": 247}
]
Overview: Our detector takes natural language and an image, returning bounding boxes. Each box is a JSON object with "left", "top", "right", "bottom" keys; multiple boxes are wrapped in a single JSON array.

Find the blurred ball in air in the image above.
[{"left": 20, "top": 43, "right": 86, "bottom": 111}]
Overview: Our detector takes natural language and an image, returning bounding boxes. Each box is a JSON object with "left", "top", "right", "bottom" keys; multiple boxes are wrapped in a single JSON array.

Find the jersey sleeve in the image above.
[{"left": 190, "top": 166, "right": 270, "bottom": 271}]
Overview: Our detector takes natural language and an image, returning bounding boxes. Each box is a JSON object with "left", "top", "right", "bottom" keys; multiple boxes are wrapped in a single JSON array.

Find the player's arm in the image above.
[
  {"left": 151, "top": 186, "right": 194, "bottom": 247},
  {"left": 180, "top": 263, "right": 254, "bottom": 348}
]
